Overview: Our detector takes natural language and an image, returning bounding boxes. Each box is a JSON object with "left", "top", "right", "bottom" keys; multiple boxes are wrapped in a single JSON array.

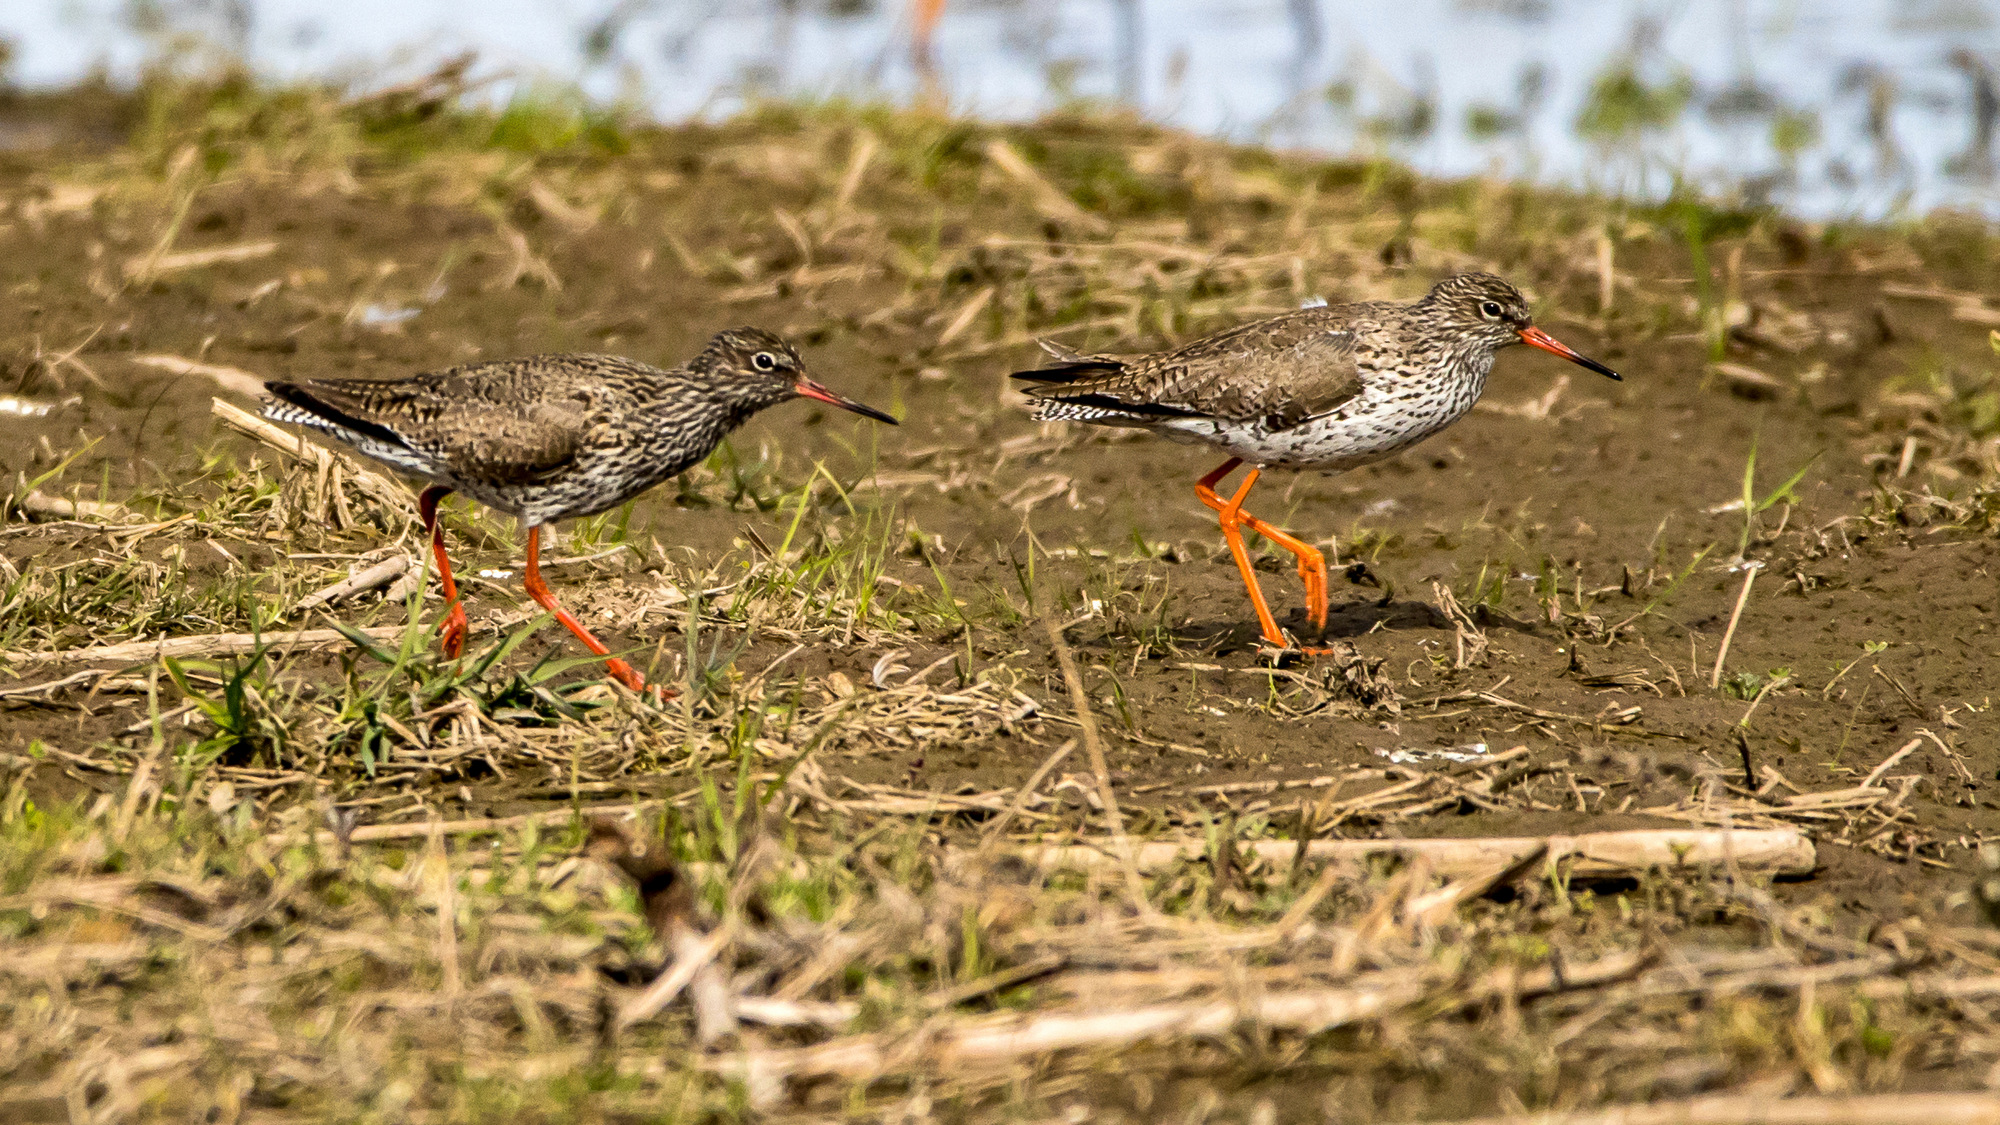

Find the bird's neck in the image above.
[
  {"left": 658, "top": 368, "right": 782, "bottom": 428},
  {"left": 1379, "top": 314, "right": 1496, "bottom": 388}
]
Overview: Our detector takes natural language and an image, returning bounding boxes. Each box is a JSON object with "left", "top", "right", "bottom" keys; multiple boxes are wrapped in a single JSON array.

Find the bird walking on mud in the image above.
[
  {"left": 1013, "top": 273, "right": 1620, "bottom": 651},
  {"left": 263, "top": 328, "right": 897, "bottom": 695}
]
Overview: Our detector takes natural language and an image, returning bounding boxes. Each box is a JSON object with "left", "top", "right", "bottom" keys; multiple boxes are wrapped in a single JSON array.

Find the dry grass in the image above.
[{"left": 5, "top": 415, "right": 1998, "bottom": 1122}]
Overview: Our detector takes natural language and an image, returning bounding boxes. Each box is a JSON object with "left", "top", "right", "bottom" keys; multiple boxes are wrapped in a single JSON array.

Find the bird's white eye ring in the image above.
[
  {"left": 1479, "top": 301, "right": 1504, "bottom": 319},
  {"left": 752, "top": 351, "right": 779, "bottom": 371}
]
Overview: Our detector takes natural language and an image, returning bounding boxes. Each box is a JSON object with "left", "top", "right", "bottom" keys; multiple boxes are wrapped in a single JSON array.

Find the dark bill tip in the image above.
[
  {"left": 1518, "top": 326, "right": 1622, "bottom": 381},
  {"left": 796, "top": 379, "right": 899, "bottom": 424}
]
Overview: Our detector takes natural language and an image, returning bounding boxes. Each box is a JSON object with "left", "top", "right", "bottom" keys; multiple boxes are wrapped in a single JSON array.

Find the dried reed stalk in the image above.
[
  {"left": 977, "top": 738, "right": 1076, "bottom": 851},
  {"left": 722, "top": 950, "right": 1648, "bottom": 1084},
  {"left": 424, "top": 820, "right": 462, "bottom": 997},
  {"left": 1015, "top": 827, "right": 1815, "bottom": 880},
  {"left": 0, "top": 668, "right": 111, "bottom": 700},
  {"left": 288, "top": 801, "right": 674, "bottom": 848},
  {"left": 292, "top": 555, "right": 412, "bottom": 614},
  {"left": 681, "top": 929, "right": 741, "bottom": 1046},
  {"left": 983, "top": 139, "right": 1111, "bottom": 234},
  {"left": 124, "top": 239, "right": 277, "bottom": 280},
  {"left": 1041, "top": 615, "right": 1153, "bottom": 913},
  {"left": 615, "top": 925, "right": 731, "bottom": 1033},
  {"left": 1709, "top": 562, "right": 1762, "bottom": 689},
  {"left": 1387, "top": 1091, "right": 2000, "bottom": 1125},
  {"left": 13, "top": 488, "right": 141, "bottom": 523},
  {"left": 3, "top": 625, "right": 404, "bottom": 665},
  {"left": 130, "top": 353, "right": 268, "bottom": 397},
  {"left": 722, "top": 979, "right": 1425, "bottom": 1083}
]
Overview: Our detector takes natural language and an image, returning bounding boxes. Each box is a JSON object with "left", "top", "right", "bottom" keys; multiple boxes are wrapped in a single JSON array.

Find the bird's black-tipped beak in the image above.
[
  {"left": 1518, "top": 326, "right": 1621, "bottom": 381},
  {"left": 795, "top": 378, "right": 898, "bottom": 424}
]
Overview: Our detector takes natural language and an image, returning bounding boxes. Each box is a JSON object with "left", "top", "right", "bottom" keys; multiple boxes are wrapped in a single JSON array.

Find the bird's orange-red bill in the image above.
[
  {"left": 1518, "top": 326, "right": 1621, "bottom": 381},
  {"left": 795, "top": 379, "right": 899, "bottom": 424}
]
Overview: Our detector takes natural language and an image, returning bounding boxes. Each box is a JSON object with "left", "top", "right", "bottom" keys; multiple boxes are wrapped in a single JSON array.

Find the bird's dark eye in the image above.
[
  {"left": 1479, "top": 301, "right": 1505, "bottom": 320},
  {"left": 752, "top": 351, "right": 780, "bottom": 372}
]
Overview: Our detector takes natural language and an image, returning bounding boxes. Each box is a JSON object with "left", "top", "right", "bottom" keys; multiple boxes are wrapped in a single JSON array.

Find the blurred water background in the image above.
[{"left": 5, "top": 0, "right": 2000, "bottom": 220}]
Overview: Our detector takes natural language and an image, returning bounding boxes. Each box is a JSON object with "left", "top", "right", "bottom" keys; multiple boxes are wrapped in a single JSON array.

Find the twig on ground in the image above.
[
  {"left": 1709, "top": 562, "right": 1762, "bottom": 689},
  {"left": 1041, "top": 615, "right": 1148, "bottom": 903},
  {"left": 292, "top": 555, "right": 413, "bottom": 614},
  {"left": 1419, "top": 688, "right": 1639, "bottom": 730},
  {"left": 0, "top": 668, "right": 113, "bottom": 701},
  {"left": 977, "top": 738, "right": 1076, "bottom": 851},
  {"left": 1863, "top": 738, "right": 1924, "bottom": 789},
  {"left": 1405, "top": 849, "right": 1548, "bottom": 928},
  {"left": 129, "top": 354, "right": 267, "bottom": 397},
  {"left": 3, "top": 626, "right": 404, "bottom": 665},
  {"left": 12, "top": 488, "right": 141, "bottom": 523},
  {"left": 1382, "top": 1091, "right": 2000, "bottom": 1125},
  {"left": 983, "top": 139, "right": 1111, "bottom": 234},
  {"left": 923, "top": 954, "right": 1069, "bottom": 1012},
  {"left": 1013, "top": 827, "right": 1815, "bottom": 880}
]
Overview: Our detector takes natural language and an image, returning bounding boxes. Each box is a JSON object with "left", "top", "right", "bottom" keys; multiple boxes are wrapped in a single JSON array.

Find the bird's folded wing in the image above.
[
  {"left": 417, "top": 403, "right": 583, "bottom": 486},
  {"left": 1022, "top": 315, "right": 1366, "bottom": 430},
  {"left": 274, "top": 376, "right": 583, "bottom": 486}
]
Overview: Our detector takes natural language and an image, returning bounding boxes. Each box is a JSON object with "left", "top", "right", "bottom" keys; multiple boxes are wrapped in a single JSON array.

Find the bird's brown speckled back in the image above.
[{"left": 264, "top": 329, "right": 832, "bottom": 526}]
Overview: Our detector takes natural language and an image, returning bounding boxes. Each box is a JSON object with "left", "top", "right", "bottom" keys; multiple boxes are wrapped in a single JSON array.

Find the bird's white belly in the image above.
[{"left": 1156, "top": 375, "right": 1486, "bottom": 471}]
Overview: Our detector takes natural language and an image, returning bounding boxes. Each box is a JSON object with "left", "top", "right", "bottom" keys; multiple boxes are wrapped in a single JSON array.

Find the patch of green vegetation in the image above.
[
  {"left": 1731, "top": 433, "right": 1821, "bottom": 560},
  {"left": 1650, "top": 193, "right": 1766, "bottom": 359},
  {"left": 1574, "top": 59, "right": 1694, "bottom": 144},
  {"left": 126, "top": 63, "right": 635, "bottom": 184},
  {"left": 132, "top": 65, "right": 363, "bottom": 177},
  {"left": 1021, "top": 134, "right": 1191, "bottom": 217},
  {"left": 1721, "top": 667, "right": 1791, "bottom": 702},
  {"left": 483, "top": 86, "right": 634, "bottom": 157},
  {"left": 1465, "top": 103, "right": 1518, "bottom": 142},
  {"left": 1770, "top": 106, "right": 1821, "bottom": 164},
  {"left": 1911, "top": 330, "right": 2000, "bottom": 441}
]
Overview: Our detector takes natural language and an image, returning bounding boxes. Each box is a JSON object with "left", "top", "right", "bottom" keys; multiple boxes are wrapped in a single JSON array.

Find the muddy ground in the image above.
[{"left": 4, "top": 79, "right": 2000, "bottom": 1121}]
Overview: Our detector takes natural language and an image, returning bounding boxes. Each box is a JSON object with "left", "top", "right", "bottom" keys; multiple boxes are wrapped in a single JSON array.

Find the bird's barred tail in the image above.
[
  {"left": 260, "top": 383, "right": 440, "bottom": 476},
  {"left": 260, "top": 398, "right": 338, "bottom": 432}
]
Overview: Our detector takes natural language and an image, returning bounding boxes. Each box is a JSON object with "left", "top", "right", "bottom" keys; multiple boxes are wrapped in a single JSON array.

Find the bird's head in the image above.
[
  {"left": 1420, "top": 273, "right": 1621, "bottom": 380},
  {"left": 698, "top": 327, "right": 899, "bottom": 422}
]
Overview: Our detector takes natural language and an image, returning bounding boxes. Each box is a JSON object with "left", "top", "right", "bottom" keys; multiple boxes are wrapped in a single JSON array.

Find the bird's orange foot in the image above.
[
  {"left": 438, "top": 605, "right": 469, "bottom": 659},
  {"left": 1258, "top": 645, "right": 1341, "bottom": 665},
  {"left": 1256, "top": 630, "right": 1341, "bottom": 661},
  {"left": 602, "top": 658, "right": 645, "bottom": 691},
  {"left": 602, "top": 658, "right": 679, "bottom": 700}
]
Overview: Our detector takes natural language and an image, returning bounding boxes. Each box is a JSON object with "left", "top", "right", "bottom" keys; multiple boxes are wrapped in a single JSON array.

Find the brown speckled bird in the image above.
[
  {"left": 263, "top": 328, "right": 896, "bottom": 694},
  {"left": 1014, "top": 273, "right": 1619, "bottom": 651}
]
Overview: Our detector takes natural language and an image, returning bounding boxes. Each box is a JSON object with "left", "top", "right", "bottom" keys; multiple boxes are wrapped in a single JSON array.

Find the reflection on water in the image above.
[{"left": 5, "top": 0, "right": 2000, "bottom": 218}]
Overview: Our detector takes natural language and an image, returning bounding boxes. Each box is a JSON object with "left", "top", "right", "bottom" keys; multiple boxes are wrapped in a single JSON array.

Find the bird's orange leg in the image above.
[
  {"left": 1236, "top": 511, "right": 1329, "bottom": 633},
  {"left": 1194, "top": 459, "right": 1288, "bottom": 648},
  {"left": 522, "top": 526, "right": 663, "bottom": 696},
  {"left": 1194, "top": 460, "right": 1332, "bottom": 648},
  {"left": 417, "top": 486, "right": 468, "bottom": 659}
]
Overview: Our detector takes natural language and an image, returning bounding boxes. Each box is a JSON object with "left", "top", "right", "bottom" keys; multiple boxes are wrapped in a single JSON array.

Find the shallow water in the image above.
[{"left": 6, "top": 2, "right": 2000, "bottom": 215}]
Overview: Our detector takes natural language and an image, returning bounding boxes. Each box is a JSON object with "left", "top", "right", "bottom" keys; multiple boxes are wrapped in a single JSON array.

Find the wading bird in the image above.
[
  {"left": 1013, "top": 274, "right": 1618, "bottom": 651},
  {"left": 264, "top": 328, "right": 896, "bottom": 694}
]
